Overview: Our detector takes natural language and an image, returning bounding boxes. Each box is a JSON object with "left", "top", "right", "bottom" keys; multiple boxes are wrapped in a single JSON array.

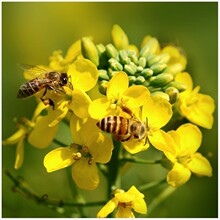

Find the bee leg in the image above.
[
  {"left": 40, "top": 87, "right": 55, "bottom": 110},
  {"left": 121, "top": 105, "right": 134, "bottom": 118}
]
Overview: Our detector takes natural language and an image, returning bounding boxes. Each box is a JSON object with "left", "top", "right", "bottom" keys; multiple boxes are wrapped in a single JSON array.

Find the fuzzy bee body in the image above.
[
  {"left": 97, "top": 114, "right": 148, "bottom": 142},
  {"left": 17, "top": 64, "right": 71, "bottom": 109}
]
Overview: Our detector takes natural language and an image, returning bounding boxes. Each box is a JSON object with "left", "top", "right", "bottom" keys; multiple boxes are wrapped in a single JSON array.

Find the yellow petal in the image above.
[
  {"left": 149, "top": 129, "right": 176, "bottom": 157},
  {"left": 32, "top": 102, "right": 48, "bottom": 120},
  {"left": 176, "top": 123, "right": 202, "bottom": 155},
  {"left": 167, "top": 162, "right": 191, "bottom": 187},
  {"left": 187, "top": 153, "right": 212, "bottom": 177},
  {"left": 69, "top": 89, "right": 91, "bottom": 118},
  {"left": 72, "top": 157, "right": 99, "bottom": 190},
  {"left": 142, "top": 96, "right": 172, "bottom": 129},
  {"left": 122, "top": 85, "right": 150, "bottom": 109},
  {"left": 107, "top": 71, "right": 128, "bottom": 101},
  {"left": 116, "top": 206, "right": 135, "bottom": 218},
  {"left": 185, "top": 93, "right": 215, "bottom": 129},
  {"left": 89, "top": 98, "right": 113, "bottom": 120},
  {"left": 68, "top": 58, "right": 98, "bottom": 92},
  {"left": 88, "top": 133, "right": 114, "bottom": 164},
  {"left": 28, "top": 116, "right": 59, "bottom": 149},
  {"left": 14, "top": 138, "right": 25, "bottom": 169},
  {"left": 122, "top": 139, "right": 150, "bottom": 154},
  {"left": 43, "top": 146, "right": 76, "bottom": 172},
  {"left": 3, "top": 128, "right": 26, "bottom": 145},
  {"left": 64, "top": 39, "right": 81, "bottom": 63},
  {"left": 175, "top": 72, "right": 193, "bottom": 92},
  {"left": 97, "top": 197, "right": 118, "bottom": 218}
]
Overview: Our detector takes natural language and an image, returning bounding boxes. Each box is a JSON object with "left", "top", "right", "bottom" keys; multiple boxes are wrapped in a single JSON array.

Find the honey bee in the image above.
[
  {"left": 96, "top": 105, "right": 148, "bottom": 143},
  {"left": 17, "top": 64, "right": 72, "bottom": 109}
]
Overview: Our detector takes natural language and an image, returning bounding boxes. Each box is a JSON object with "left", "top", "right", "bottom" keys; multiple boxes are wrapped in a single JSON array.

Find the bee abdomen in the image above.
[
  {"left": 97, "top": 116, "right": 129, "bottom": 135},
  {"left": 17, "top": 81, "right": 40, "bottom": 98}
]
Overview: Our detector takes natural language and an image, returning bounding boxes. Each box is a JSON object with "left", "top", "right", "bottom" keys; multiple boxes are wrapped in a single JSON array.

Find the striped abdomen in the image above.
[
  {"left": 17, "top": 78, "right": 49, "bottom": 98},
  {"left": 97, "top": 116, "right": 129, "bottom": 136}
]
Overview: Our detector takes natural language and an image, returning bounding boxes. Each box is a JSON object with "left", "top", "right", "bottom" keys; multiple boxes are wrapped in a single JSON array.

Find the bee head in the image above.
[
  {"left": 60, "top": 73, "right": 68, "bottom": 86},
  {"left": 130, "top": 120, "right": 147, "bottom": 140}
]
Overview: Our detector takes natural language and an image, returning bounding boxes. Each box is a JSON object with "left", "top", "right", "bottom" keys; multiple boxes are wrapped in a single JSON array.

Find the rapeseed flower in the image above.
[
  {"left": 150, "top": 123, "right": 212, "bottom": 187},
  {"left": 3, "top": 102, "right": 58, "bottom": 169},
  {"left": 97, "top": 185, "right": 147, "bottom": 218},
  {"left": 43, "top": 114, "right": 113, "bottom": 190},
  {"left": 175, "top": 72, "right": 215, "bottom": 129}
]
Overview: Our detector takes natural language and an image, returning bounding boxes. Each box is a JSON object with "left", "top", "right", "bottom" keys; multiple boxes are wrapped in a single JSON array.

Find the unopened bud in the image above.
[
  {"left": 128, "top": 76, "right": 136, "bottom": 86},
  {"left": 150, "top": 73, "right": 173, "bottom": 87},
  {"left": 81, "top": 37, "right": 99, "bottom": 66},
  {"left": 151, "top": 91, "right": 170, "bottom": 102},
  {"left": 150, "top": 63, "right": 167, "bottom": 75},
  {"left": 112, "top": 24, "right": 129, "bottom": 50},
  {"left": 163, "top": 81, "right": 187, "bottom": 92},
  {"left": 135, "top": 76, "right": 145, "bottom": 85},
  {"left": 124, "top": 64, "right": 137, "bottom": 75},
  {"left": 165, "top": 63, "right": 184, "bottom": 75},
  {"left": 140, "top": 68, "right": 153, "bottom": 79},
  {"left": 165, "top": 87, "right": 179, "bottom": 104},
  {"left": 108, "top": 58, "right": 123, "bottom": 71},
  {"left": 106, "top": 44, "right": 119, "bottom": 59},
  {"left": 138, "top": 57, "right": 147, "bottom": 68},
  {"left": 99, "top": 80, "right": 108, "bottom": 95},
  {"left": 98, "top": 69, "right": 110, "bottom": 81}
]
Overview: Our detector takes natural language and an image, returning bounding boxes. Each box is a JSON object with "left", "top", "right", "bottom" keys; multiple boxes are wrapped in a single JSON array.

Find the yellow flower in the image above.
[
  {"left": 97, "top": 186, "right": 147, "bottom": 218},
  {"left": 150, "top": 123, "right": 212, "bottom": 187},
  {"left": 49, "top": 39, "right": 82, "bottom": 72},
  {"left": 43, "top": 114, "right": 113, "bottom": 190},
  {"left": 175, "top": 72, "right": 215, "bottom": 129},
  {"left": 120, "top": 95, "right": 172, "bottom": 154},
  {"left": 3, "top": 102, "right": 58, "bottom": 169},
  {"left": 32, "top": 57, "right": 99, "bottom": 129},
  {"left": 89, "top": 71, "right": 150, "bottom": 120}
]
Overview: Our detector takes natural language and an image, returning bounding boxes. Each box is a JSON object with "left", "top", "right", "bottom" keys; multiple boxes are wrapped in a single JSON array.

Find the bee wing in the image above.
[{"left": 17, "top": 63, "right": 52, "bottom": 80}]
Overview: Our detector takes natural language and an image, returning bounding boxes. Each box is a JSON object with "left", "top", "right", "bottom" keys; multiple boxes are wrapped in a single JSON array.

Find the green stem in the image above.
[
  {"left": 107, "top": 139, "right": 122, "bottom": 199},
  {"left": 120, "top": 157, "right": 161, "bottom": 164},
  {"left": 138, "top": 178, "right": 166, "bottom": 192},
  {"left": 147, "top": 185, "right": 176, "bottom": 216},
  {"left": 5, "top": 170, "right": 107, "bottom": 208},
  {"left": 53, "top": 138, "right": 67, "bottom": 146}
]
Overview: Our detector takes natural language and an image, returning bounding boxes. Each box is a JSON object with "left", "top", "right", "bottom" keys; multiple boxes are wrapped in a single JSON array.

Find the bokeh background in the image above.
[{"left": 2, "top": 2, "right": 218, "bottom": 218}]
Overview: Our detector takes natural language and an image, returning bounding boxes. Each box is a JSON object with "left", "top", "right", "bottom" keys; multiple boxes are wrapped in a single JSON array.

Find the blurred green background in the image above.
[{"left": 2, "top": 2, "right": 218, "bottom": 218}]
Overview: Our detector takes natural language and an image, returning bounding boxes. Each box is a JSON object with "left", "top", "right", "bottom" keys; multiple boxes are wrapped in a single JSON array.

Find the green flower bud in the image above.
[
  {"left": 99, "top": 80, "right": 109, "bottom": 95},
  {"left": 147, "top": 54, "right": 161, "bottom": 67},
  {"left": 119, "top": 50, "right": 131, "bottom": 65},
  {"left": 151, "top": 91, "right": 170, "bottom": 102},
  {"left": 106, "top": 44, "right": 119, "bottom": 59},
  {"left": 163, "top": 81, "right": 187, "bottom": 92},
  {"left": 142, "top": 38, "right": 160, "bottom": 56},
  {"left": 81, "top": 37, "right": 99, "bottom": 66},
  {"left": 98, "top": 69, "right": 110, "bottom": 81},
  {"left": 139, "top": 45, "right": 150, "bottom": 57},
  {"left": 96, "top": 43, "right": 106, "bottom": 56},
  {"left": 159, "top": 53, "right": 170, "bottom": 64},
  {"left": 150, "top": 73, "right": 174, "bottom": 87},
  {"left": 140, "top": 68, "right": 153, "bottom": 79},
  {"left": 138, "top": 57, "right": 147, "bottom": 68},
  {"left": 148, "top": 86, "right": 162, "bottom": 93},
  {"left": 136, "top": 66, "right": 144, "bottom": 73},
  {"left": 108, "top": 58, "right": 123, "bottom": 71},
  {"left": 128, "top": 75, "right": 136, "bottom": 86},
  {"left": 135, "top": 76, "right": 145, "bottom": 85},
  {"left": 165, "top": 87, "right": 179, "bottom": 104},
  {"left": 150, "top": 63, "right": 167, "bottom": 75},
  {"left": 143, "top": 80, "right": 150, "bottom": 87},
  {"left": 124, "top": 63, "right": 137, "bottom": 75},
  {"left": 112, "top": 24, "right": 129, "bottom": 50}
]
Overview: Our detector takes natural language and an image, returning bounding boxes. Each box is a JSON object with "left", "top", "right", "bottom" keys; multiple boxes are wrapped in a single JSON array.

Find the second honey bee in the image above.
[
  {"left": 17, "top": 64, "right": 72, "bottom": 109},
  {"left": 96, "top": 106, "right": 148, "bottom": 143}
]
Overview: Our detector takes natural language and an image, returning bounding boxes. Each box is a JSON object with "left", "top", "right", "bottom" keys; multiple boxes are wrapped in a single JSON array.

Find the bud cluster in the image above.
[{"left": 81, "top": 36, "right": 186, "bottom": 104}]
